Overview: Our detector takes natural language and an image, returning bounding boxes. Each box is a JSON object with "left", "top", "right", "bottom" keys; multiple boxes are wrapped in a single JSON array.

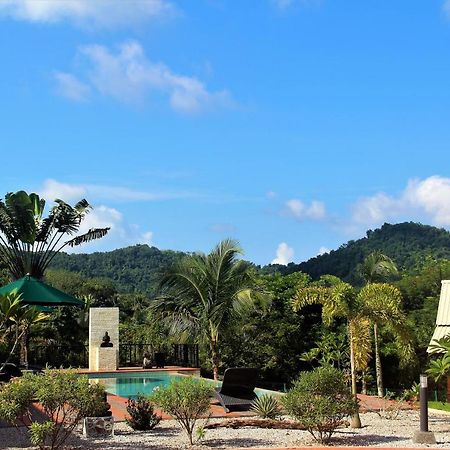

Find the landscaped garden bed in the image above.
[{"left": 1, "top": 410, "right": 450, "bottom": 449}]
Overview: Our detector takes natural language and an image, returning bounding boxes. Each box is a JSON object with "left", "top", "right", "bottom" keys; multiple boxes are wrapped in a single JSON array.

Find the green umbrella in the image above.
[{"left": 0, "top": 275, "right": 84, "bottom": 307}]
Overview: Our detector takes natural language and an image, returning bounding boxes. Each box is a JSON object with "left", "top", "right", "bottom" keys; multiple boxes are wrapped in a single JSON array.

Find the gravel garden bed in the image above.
[{"left": 1, "top": 410, "right": 450, "bottom": 449}]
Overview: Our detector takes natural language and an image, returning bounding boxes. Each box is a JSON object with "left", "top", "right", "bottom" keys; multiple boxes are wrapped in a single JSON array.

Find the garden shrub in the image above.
[
  {"left": 126, "top": 395, "right": 161, "bottom": 430},
  {"left": 150, "top": 376, "right": 214, "bottom": 445},
  {"left": 250, "top": 394, "right": 281, "bottom": 419},
  {"left": 282, "top": 366, "right": 358, "bottom": 444},
  {"left": 0, "top": 369, "right": 106, "bottom": 450}
]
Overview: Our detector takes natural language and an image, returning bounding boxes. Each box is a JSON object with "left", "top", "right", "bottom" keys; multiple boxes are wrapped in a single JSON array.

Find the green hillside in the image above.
[
  {"left": 49, "top": 222, "right": 450, "bottom": 293},
  {"left": 49, "top": 244, "right": 186, "bottom": 294},
  {"left": 263, "top": 222, "right": 450, "bottom": 284}
]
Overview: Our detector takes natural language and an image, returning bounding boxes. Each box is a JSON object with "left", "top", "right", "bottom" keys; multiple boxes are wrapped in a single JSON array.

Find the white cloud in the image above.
[
  {"left": 351, "top": 175, "right": 450, "bottom": 227},
  {"left": 318, "top": 246, "right": 330, "bottom": 256},
  {"left": 444, "top": 1, "right": 450, "bottom": 18},
  {"left": 271, "top": 242, "right": 294, "bottom": 265},
  {"left": 285, "top": 198, "right": 326, "bottom": 220},
  {"left": 56, "top": 41, "right": 232, "bottom": 114},
  {"left": 54, "top": 72, "right": 90, "bottom": 102},
  {"left": 69, "top": 204, "right": 154, "bottom": 253},
  {"left": 266, "top": 191, "right": 277, "bottom": 199},
  {"left": 0, "top": 0, "right": 173, "bottom": 28},
  {"left": 39, "top": 179, "right": 195, "bottom": 203}
]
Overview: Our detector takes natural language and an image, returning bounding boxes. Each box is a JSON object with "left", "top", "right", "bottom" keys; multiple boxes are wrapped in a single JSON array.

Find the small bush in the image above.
[
  {"left": 0, "top": 370, "right": 106, "bottom": 450},
  {"left": 282, "top": 366, "right": 358, "bottom": 444},
  {"left": 126, "top": 395, "right": 161, "bottom": 431},
  {"left": 150, "top": 376, "right": 214, "bottom": 445},
  {"left": 250, "top": 395, "right": 281, "bottom": 419}
]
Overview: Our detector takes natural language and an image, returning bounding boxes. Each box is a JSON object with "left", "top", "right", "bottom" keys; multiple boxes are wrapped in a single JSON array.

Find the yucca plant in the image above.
[{"left": 250, "top": 394, "right": 281, "bottom": 419}]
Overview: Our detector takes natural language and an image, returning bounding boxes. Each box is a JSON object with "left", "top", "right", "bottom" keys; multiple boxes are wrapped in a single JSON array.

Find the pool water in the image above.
[
  {"left": 88, "top": 371, "right": 184, "bottom": 399},
  {"left": 87, "top": 370, "right": 281, "bottom": 400}
]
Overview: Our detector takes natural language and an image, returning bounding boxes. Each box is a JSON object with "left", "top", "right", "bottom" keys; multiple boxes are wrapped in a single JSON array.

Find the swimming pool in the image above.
[
  {"left": 88, "top": 371, "right": 187, "bottom": 399},
  {"left": 87, "top": 370, "right": 282, "bottom": 400}
]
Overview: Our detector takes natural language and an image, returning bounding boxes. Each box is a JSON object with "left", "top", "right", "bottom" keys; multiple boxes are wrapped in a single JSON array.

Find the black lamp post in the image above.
[{"left": 413, "top": 374, "right": 436, "bottom": 444}]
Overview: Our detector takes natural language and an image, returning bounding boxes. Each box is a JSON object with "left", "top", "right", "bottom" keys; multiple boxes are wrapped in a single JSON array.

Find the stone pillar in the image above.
[{"left": 89, "top": 307, "right": 119, "bottom": 371}]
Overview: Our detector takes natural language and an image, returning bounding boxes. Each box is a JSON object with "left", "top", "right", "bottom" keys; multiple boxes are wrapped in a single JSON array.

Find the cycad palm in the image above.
[
  {"left": 0, "top": 190, "right": 109, "bottom": 280},
  {"left": 153, "top": 239, "right": 256, "bottom": 380}
]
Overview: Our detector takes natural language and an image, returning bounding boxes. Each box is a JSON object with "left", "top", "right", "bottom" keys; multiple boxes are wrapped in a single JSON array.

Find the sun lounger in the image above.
[{"left": 214, "top": 367, "right": 258, "bottom": 413}]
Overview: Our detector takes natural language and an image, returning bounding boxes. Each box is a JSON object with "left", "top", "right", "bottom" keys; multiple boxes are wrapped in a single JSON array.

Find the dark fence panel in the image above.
[
  {"left": 120, "top": 343, "right": 199, "bottom": 368},
  {"left": 30, "top": 343, "right": 199, "bottom": 369},
  {"left": 29, "top": 343, "right": 88, "bottom": 368}
]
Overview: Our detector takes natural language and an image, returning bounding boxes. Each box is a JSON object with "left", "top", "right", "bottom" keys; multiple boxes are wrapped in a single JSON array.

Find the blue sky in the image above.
[{"left": 1, "top": 0, "right": 450, "bottom": 265}]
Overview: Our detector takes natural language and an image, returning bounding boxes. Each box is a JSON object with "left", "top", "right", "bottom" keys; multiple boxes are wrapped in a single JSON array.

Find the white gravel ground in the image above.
[{"left": 1, "top": 410, "right": 450, "bottom": 449}]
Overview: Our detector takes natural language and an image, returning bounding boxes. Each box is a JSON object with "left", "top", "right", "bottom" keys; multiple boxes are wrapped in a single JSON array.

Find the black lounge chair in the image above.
[
  {"left": 0, "top": 363, "right": 23, "bottom": 382},
  {"left": 214, "top": 367, "right": 258, "bottom": 413},
  {"left": 154, "top": 352, "right": 165, "bottom": 368}
]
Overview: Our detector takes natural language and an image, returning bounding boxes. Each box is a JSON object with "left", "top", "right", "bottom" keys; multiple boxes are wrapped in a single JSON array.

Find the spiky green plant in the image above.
[{"left": 250, "top": 394, "right": 281, "bottom": 419}]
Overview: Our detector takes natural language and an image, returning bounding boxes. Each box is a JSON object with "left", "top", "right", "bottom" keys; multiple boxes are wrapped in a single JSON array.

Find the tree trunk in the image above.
[
  {"left": 210, "top": 339, "right": 220, "bottom": 381},
  {"left": 349, "top": 324, "right": 362, "bottom": 428},
  {"left": 19, "top": 325, "right": 29, "bottom": 368},
  {"left": 361, "top": 370, "right": 368, "bottom": 395},
  {"left": 374, "top": 323, "right": 384, "bottom": 397}
]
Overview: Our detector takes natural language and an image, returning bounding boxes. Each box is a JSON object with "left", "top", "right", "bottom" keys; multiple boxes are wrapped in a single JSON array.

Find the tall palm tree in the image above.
[
  {"left": 361, "top": 251, "right": 398, "bottom": 285},
  {"left": 0, "top": 190, "right": 109, "bottom": 280},
  {"left": 152, "top": 239, "right": 257, "bottom": 381},
  {"left": 360, "top": 252, "right": 411, "bottom": 397},
  {"left": 292, "top": 276, "right": 366, "bottom": 428}
]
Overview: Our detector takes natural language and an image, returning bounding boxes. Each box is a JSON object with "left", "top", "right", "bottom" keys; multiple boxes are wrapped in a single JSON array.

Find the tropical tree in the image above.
[
  {"left": 292, "top": 275, "right": 365, "bottom": 428},
  {"left": 357, "top": 282, "right": 413, "bottom": 397},
  {"left": 152, "top": 239, "right": 259, "bottom": 380},
  {"left": 361, "top": 251, "right": 398, "bottom": 285},
  {"left": 361, "top": 252, "right": 412, "bottom": 397},
  {"left": 0, "top": 190, "right": 109, "bottom": 280}
]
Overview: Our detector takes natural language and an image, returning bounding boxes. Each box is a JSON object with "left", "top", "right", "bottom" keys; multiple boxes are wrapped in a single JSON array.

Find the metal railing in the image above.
[
  {"left": 29, "top": 343, "right": 199, "bottom": 369},
  {"left": 120, "top": 343, "right": 199, "bottom": 368}
]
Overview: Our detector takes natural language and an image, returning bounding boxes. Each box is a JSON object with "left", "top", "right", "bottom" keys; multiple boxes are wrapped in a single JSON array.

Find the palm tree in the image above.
[
  {"left": 361, "top": 251, "right": 398, "bottom": 285},
  {"left": 361, "top": 252, "right": 411, "bottom": 397},
  {"left": 0, "top": 190, "right": 109, "bottom": 280},
  {"left": 292, "top": 275, "right": 367, "bottom": 428},
  {"left": 152, "top": 239, "right": 258, "bottom": 381}
]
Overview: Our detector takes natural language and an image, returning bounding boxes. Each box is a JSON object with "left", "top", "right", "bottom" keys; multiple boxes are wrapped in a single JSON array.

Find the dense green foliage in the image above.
[
  {"left": 50, "top": 244, "right": 185, "bottom": 294},
  {"left": 282, "top": 366, "right": 358, "bottom": 444},
  {"left": 264, "top": 223, "right": 450, "bottom": 285},
  {"left": 150, "top": 377, "right": 214, "bottom": 445},
  {"left": 1, "top": 221, "right": 448, "bottom": 395}
]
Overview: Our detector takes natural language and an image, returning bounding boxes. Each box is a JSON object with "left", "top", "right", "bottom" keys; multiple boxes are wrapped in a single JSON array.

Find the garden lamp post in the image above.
[{"left": 412, "top": 374, "right": 436, "bottom": 444}]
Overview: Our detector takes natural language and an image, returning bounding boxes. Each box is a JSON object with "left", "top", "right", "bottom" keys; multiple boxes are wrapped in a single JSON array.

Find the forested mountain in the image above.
[
  {"left": 261, "top": 222, "right": 450, "bottom": 284},
  {"left": 49, "top": 222, "right": 450, "bottom": 293},
  {"left": 49, "top": 245, "right": 186, "bottom": 294}
]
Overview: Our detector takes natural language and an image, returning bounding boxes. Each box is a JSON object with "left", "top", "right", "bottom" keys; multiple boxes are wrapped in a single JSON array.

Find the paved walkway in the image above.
[{"left": 108, "top": 392, "right": 415, "bottom": 422}]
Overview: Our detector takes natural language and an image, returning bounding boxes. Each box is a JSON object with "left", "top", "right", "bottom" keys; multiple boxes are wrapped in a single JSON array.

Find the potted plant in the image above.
[{"left": 83, "top": 389, "right": 114, "bottom": 438}]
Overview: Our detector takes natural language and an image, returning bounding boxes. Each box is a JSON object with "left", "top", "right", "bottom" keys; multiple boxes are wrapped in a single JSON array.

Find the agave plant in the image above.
[
  {"left": 250, "top": 394, "right": 281, "bottom": 419},
  {"left": 0, "top": 190, "right": 109, "bottom": 280}
]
